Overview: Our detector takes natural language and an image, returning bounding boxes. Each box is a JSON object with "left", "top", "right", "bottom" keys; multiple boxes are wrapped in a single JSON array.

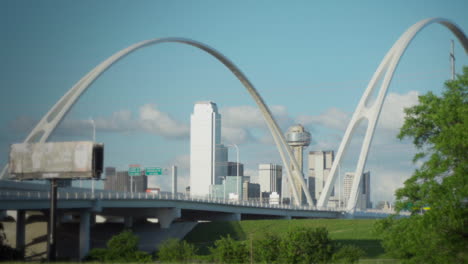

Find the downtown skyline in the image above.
[{"left": 1, "top": 0, "right": 468, "bottom": 203}]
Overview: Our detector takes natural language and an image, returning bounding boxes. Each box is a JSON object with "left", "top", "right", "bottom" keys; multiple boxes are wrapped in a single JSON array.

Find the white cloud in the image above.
[
  {"left": 9, "top": 104, "right": 190, "bottom": 140},
  {"left": 296, "top": 107, "right": 349, "bottom": 131},
  {"left": 378, "top": 91, "right": 419, "bottom": 131},
  {"left": 219, "top": 105, "right": 295, "bottom": 145},
  {"left": 221, "top": 127, "right": 253, "bottom": 145},
  {"left": 138, "top": 104, "right": 189, "bottom": 139}
]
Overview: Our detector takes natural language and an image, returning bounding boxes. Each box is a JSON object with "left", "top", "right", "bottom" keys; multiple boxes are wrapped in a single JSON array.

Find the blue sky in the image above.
[{"left": 1, "top": 0, "right": 467, "bottom": 203}]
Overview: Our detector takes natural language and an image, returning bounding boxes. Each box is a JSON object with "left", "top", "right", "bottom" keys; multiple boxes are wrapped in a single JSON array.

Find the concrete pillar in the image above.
[
  {"left": 155, "top": 208, "right": 181, "bottom": 229},
  {"left": 16, "top": 210, "right": 26, "bottom": 254},
  {"left": 79, "top": 210, "right": 91, "bottom": 260},
  {"left": 124, "top": 216, "right": 133, "bottom": 228}
]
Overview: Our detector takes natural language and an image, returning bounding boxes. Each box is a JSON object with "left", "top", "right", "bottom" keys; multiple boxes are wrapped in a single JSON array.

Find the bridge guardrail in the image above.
[{"left": 0, "top": 189, "right": 405, "bottom": 216}]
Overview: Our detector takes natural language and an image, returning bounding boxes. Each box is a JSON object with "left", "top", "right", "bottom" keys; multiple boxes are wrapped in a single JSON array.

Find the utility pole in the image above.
[{"left": 450, "top": 39, "right": 455, "bottom": 80}]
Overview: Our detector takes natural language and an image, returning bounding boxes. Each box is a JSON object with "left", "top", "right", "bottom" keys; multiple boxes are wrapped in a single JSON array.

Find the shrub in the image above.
[
  {"left": 86, "top": 230, "right": 152, "bottom": 262},
  {"left": 210, "top": 234, "right": 249, "bottom": 264},
  {"left": 85, "top": 248, "right": 108, "bottom": 262},
  {"left": 332, "top": 244, "right": 365, "bottom": 264},
  {"left": 279, "top": 227, "right": 335, "bottom": 264},
  {"left": 254, "top": 233, "right": 281, "bottom": 263},
  {"left": 157, "top": 238, "right": 197, "bottom": 263}
]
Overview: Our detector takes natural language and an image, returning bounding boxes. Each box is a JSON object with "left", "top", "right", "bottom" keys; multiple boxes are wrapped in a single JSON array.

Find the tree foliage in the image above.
[
  {"left": 376, "top": 67, "right": 468, "bottom": 263},
  {"left": 253, "top": 232, "right": 281, "bottom": 263},
  {"left": 332, "top": 244, "right": 365, "bottom": 264},
  {"left": 157, "top": 238, "right": 197, "bottom": 263},
  {"left": 278, "top": 227, "right": 335, "bottom": 264},
  {"left": 209, "top": 234, "right": 249, "bottom": 264},
  {"left": 86, "top": 230, "right": 152, "bottom": 262}
]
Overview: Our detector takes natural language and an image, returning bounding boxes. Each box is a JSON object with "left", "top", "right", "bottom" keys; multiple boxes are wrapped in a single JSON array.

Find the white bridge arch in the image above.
[
  {"left": 317, "top": 17, "right": 468, "bottom": 211},
  {"left": 0, "top": 38, "right": 313, "bottom": 206}
]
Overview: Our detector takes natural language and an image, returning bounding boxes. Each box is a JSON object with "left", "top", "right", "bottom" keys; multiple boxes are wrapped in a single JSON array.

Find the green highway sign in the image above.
[
  {"left": 145, "top": 167, "right": 162, "bottom": 176},
  {"left": 128, "top": 166, "right": 141, "bottom": 176}
]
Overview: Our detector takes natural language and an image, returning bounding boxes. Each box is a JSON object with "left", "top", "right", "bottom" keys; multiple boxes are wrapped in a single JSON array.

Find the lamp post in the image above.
[
  {"left": 89, "top": 118, "right": 96, "bottom": 196},
  {"left": 227, "top": 144, "right": 240, "bottom": 201}
]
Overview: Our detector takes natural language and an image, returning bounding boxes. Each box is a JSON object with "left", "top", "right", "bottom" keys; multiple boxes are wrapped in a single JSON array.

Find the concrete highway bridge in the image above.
[{"left": 0, "top": 180, "right": 397, "bottom": 259}]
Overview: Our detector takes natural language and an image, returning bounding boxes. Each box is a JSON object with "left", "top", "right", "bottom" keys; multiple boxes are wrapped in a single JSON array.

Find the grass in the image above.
[{"left": 184, "top": 219, "right": 389, "bottom": 259}]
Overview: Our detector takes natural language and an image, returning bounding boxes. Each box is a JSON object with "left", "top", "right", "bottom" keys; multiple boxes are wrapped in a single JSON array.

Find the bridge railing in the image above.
[
  {"left": 0, "top": 189, "right": 404, "bottom": 215},
  {"left": 0, "top": 189, "right": 345, "bottom": 212}
]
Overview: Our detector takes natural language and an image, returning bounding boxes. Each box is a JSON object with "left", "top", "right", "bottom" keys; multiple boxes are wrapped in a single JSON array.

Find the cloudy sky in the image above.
[{"left": 1, "top": 0, "right": 467, "bottom": 203}]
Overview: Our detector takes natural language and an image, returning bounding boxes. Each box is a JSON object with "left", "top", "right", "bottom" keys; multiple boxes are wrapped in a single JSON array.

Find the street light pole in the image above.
[{"left": 89, "top": 118, "right": 96, "bottom": 196}]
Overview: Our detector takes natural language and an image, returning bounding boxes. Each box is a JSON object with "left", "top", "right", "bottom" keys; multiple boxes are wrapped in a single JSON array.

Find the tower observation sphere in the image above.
[{"left": 286, "top": 124, "right": 311, "bottom": 147}]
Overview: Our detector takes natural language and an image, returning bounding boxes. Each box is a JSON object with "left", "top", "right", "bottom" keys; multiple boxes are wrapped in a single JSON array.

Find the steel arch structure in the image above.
[
  {"left": 317, "top": 18, "right": 468, "bottom": 211},
  {"left": 0, "top": 38, "right": 314, "bottom": 206}
]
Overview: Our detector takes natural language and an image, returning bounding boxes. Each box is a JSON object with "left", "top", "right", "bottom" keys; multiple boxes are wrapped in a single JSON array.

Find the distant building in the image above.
[
  {"left": 308, "top": 150, "right": 335, "bottom": 202},
  {"left": 105, "top": 170, "right": 129, "bottom": 192},
  {"left": 211, "top": 175, "right": 243, "bottom": 200},
  {"left": 190, "top": 101, "right": 227, "bottom": 197},
  {"left": 104, "top": 167, "right": 147, "bottom": 193},
  {"left": 227, "top": 162, "right": 244, "bottom": 177},
  {"left": 242, "top": 176, "right": 259, "bottom": 200},
  {"left": 132, "top": 173, "right": 148, "bottom": 193},
  {"left": 258, "top": 164, "right": 282, "bottom": 196},
  {"left": 344, "top": 171, "right": 371, "bottom": 210}
]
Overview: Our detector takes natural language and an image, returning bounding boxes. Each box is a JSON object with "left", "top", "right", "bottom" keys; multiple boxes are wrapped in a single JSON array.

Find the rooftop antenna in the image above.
[{"left": 450, "top": 39, "right": 455, "bottom": 80}]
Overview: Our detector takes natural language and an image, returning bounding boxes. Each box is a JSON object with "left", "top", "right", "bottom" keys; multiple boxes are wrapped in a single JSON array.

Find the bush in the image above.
[
  {"left": 332, "top": 244, "right": 365, "bottom": 264},
  {"left": 279, "top": 227, "right": 335, "bottom": 264},
  {"left": 85, "top": 248, "right": 108, "bottom": 262},
  {"left": 210, "top": 234, "right": 249, "bottom": 264},
  {"left": 157, "top": 238, "right": 197, "bottom": 263},
  {"left": 86, "top": 230, "right": 152, "bottom": 262},
  {"left": 254, "top": 233, "right": 281, "bottom": 263}
]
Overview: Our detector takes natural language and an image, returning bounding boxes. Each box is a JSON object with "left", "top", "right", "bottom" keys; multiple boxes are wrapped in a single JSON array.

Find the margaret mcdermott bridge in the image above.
[{"left": 0, "top": 18, "right": 467, "bottom": 259}]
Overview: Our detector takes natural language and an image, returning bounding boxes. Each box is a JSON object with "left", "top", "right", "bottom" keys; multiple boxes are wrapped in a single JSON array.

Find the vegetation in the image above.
[
  {"left": 86, "top": 230, "right": 152, "bottom": 263},
  {"left": 210, "top": 234, "right": 250, "bottom": 264},
  {"left": 277, "top": 227, "right": 335, "bottom": 264},
  {"left": 185, "top": 219, "right": 384, "bottom": 258},
  {"left": 157, "top": 238, "right": 197, "bottom": 263},
  {"left": 375, "top": 67, "right": 468, "bottom": 263}
]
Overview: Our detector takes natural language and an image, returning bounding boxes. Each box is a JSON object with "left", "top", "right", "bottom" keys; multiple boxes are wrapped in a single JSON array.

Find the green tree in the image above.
[
  {"left": 376, "top": 67, "right": 468, "bottom": 263},
  {"left": 279, "top": 227, "right": 334, "bottom": 264},
  {"left": 86, "top": 230, "right": 152, "bottom": 262},
  {"left": 157, "top": 238, "right": 197, "bottom": 263},
  {"left": 253, "top": 232, "right": 281, "bottom": 263},
  {"left": 332, "top": 244, "right": 365, "bottom": 264},
  {"left": 210, "top": 234, "right": 249, "bottom": 264}
]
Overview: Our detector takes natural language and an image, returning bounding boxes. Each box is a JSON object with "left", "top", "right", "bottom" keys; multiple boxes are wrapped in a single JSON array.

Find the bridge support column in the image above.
[
  {"left": 281, "top": 215, "right": 292, "bottom": 220},
  {"left": 79, "top": 210, "right": 91, "bottom": 260},
  {"left": 155, "top": 208, "right": 181, "bottom": 229},
  {"left": 124, "top": 216, "right": 133, "bottom": 228},
  {"left": 16, "top": 210, "right": 25, "bottom": 254}
]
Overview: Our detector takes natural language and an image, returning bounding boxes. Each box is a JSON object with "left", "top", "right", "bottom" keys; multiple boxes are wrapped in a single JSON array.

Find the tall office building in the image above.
[
  {"left": 227, "top": 162, "right": 244, "bottom": 177},
  {"left": 258, "top": 164, "right": 282, "bottom": 196},
  {"left": 344, "top": 171, "right": 371, "bottom": 210},
  {"left": 190, "top": 101, "right": 227, "bottom": 197},
  {"left": 308, "top": 151, "right": 335, "bottom": 202}
]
